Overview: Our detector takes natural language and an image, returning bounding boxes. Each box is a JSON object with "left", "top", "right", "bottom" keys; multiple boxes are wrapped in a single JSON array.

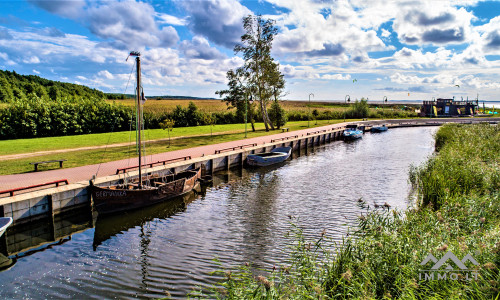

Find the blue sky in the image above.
[{"left": 1, "top": 0, "right": 500, "bottom": 101}]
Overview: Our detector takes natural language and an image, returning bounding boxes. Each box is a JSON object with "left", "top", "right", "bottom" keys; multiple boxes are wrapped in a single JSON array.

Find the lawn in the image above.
[{"left": 0, "top": 119, "right": 348, "bottom": 175}]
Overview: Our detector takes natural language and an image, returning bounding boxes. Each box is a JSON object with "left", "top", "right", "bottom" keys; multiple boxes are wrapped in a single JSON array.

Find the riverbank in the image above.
[{"left": 211, "top": 123, "right": 499, "bottom": 299}]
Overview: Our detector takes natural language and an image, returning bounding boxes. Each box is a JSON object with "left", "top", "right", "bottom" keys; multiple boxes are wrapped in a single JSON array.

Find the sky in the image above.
[{"left": 1, "top": 0, "right": 500, "bottom": 102}]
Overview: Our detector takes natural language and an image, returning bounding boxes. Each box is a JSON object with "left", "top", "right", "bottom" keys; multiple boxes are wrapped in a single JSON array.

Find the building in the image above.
[{"left": 420, "top": 98, "right": 478, "bottom": 117}]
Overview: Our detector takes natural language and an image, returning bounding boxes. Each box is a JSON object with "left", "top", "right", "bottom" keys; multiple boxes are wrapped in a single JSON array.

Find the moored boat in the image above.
[
  {"left": 343, "top": 124, "right": 363, "bottom": 140},
  {"left": 246, "top": 146, "right": 292, "bottom": 167},
  {"left": 371, "top": 124, "right": 388, "bottom": 132},
  {"left": 91, "top": 168, "right": 201, "bottom": 215},
  {"left": 90, "top": 51, "right": 201, "bottom": 215},
  {"left": 0, "top": 217, "right": 12, "bottom": 237}
]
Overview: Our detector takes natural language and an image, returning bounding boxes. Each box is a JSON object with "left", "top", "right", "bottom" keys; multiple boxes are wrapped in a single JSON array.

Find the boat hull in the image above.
[
  {"left": 343, "top": 130, "right": 363, "bottom": 140},
  {"left": 246, "top": 147, "right": 291, "bottom": 167},
  {"left": 371, "top": 125, "right": 388, "bottom": 132},
  {"left": 0, "top": 217, "right": 12, "bottom": 237},
  {"left": 91, "top": 168, "right": 201, "bottom": 215}
]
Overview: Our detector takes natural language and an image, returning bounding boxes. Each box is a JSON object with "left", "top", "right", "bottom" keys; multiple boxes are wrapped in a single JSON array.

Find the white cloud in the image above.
[
  {"left": 22, "top": 56, "right": 40, "bottom": 64},
  {"left": 322, "top": 74, "right": 351, "bottom": 80},
  {"left": 156, "top": 13, "right": 187, "bottom": 26},
  {"left": 181, "top": 0, "right": 251, "bottom": 48},
  {"left": 32, "top": 69, "right": 40, "bottom": 74},
  {"left": 98, "top": 70, "right": 114, "bottom": 79}
]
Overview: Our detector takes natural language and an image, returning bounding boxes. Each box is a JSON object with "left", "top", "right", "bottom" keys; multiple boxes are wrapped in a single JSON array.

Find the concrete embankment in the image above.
[{"left": 1, "top": 117, "right": 498, "bottom": 226}]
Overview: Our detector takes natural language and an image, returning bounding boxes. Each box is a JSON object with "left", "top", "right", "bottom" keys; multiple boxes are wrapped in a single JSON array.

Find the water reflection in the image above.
[{"left": 0, "top": 127, "right": 437, "bottom": 299}]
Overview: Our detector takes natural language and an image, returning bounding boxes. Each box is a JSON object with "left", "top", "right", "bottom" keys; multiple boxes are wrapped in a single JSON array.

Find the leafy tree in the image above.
[
  {"left": 201, "top": 113, "right": 216, "bottom": 137},
  {"left": 160, "top": 118, "right": 175, "bottom": 147},
  {"left": 268, "top": 101, "right": 287, "bottom": 129},
  {"left": 171, "top": 105, "right": 188, "bottom": 127},
  {"left": 349, "top": 98, "right": 369, "bottom": 119},
  {"left": 186, "top": 101, "right": 200, "bottom": 126},
  {"left": 217, "top": 15, "right": 285, "bottom": 132}
]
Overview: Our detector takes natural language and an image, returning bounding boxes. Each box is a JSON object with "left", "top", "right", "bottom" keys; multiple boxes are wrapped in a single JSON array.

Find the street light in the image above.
[
  {"left": 308, "top": 93, "right": 314, "bottom": 127},
  {"left": 244, "top": 93, "right": 251, "bottom": 138},
  {"left": 344, "top": 95, "right": 350, "bottom": 122},
  {"left": 383, "top": 96, "right": 387, "bottom": 120}
]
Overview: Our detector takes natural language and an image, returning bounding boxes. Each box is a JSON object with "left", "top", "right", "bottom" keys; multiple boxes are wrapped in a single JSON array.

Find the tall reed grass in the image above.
[{"left": 198, "top": 123, "right": 499, "bottom": 299}]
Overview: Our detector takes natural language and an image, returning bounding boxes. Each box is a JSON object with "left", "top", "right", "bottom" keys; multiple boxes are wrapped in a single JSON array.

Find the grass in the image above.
[
  {"left": 0, "top": 119, "right": 348, "bottom": 175},
  {"left": 0, "top": 119, "right": 348, "bottom": 156},
  {"left": 199, "top": 123, "right": 500, "bottom": 299}
]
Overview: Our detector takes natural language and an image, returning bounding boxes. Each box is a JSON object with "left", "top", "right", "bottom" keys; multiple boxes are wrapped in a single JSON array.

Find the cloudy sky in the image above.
[{"left": 1, "top": 0, "right": 500, "bottom": 101}]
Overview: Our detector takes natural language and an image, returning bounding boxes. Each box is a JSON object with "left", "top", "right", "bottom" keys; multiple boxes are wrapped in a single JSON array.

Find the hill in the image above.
[{"left": 0, "top": 69, "right": 105, "bottom": 102}]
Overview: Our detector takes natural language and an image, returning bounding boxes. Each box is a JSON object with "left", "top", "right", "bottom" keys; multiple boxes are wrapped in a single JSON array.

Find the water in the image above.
[{"left": 0, "top": 126, "right": 437, "bottom": 299}]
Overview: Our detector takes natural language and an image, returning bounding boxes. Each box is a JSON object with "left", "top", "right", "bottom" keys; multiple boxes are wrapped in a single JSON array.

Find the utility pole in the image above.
[{"left": 308, "top": 93, "right": 314, "bottom": 127}]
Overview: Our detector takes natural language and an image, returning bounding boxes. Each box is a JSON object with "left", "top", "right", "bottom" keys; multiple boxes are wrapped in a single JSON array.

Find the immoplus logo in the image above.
[{"left": 419, "top": 251, "right": 479, "bottom": 281}]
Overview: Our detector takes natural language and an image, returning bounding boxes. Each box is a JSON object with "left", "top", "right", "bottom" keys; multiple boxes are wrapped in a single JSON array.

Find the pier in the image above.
[{"left": 1, "top": 117, "right": 498, "bottom": 226}]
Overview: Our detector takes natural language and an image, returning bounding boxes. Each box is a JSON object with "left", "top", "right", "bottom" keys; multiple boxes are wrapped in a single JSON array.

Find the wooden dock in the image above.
[{"left": 1, "top": 117, "right": 498, "bottom": 226}]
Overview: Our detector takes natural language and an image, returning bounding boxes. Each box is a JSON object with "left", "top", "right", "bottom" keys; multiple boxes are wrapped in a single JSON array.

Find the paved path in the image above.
[
  {"left": 0, "top": 122, "right": 346, "bottom": 190},
  {"left": 1, "top": 117, "right": 497, "bottom": 191}
]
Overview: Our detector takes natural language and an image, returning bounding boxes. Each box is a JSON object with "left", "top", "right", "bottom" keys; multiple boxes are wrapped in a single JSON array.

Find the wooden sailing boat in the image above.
[{"left": 90, "top": 51, "right": 201, "bottom": 215}]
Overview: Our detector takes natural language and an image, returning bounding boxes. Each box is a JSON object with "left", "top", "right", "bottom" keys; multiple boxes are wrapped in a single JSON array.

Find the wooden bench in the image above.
[
  {"left": 30, "top": 159, "right": 67, "bottom": 172},
  {"left": 281, "top": 127, "right": 290, "bottom": 132}
]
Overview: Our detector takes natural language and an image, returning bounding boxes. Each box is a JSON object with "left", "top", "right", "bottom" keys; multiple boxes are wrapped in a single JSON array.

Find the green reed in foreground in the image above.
[{"left": 193, "top": 123, "right": 499, "bottom": 299}]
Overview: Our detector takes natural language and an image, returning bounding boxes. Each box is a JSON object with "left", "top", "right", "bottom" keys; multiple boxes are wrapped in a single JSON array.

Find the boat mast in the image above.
[{"left": 131, "top": 51, "right": 143, "bottom": 188}]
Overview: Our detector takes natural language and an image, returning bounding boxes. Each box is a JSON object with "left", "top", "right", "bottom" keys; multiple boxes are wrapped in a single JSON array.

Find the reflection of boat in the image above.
[
  {"left": 246, "top": 147, "right": 292, "bottom": 167},
  {"left": 90, "top": 51, "right": 201, "bottom": 215},
  {"left": 371, "top": 124, "right": 388, "bottom": 132},
  {"left": 0, "top": 217, "right": 12, "bottom": 237},
  {"left": 343, "top": 124, "right": 363, "bottom": 140},
  {"left": 93, "top": 191, "right": 196, "bottom": 250}
]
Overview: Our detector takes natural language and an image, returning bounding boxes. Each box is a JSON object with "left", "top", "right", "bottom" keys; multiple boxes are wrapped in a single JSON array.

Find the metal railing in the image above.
[{"left": 0, "top": 179, "right": 69, "bottom": 197}]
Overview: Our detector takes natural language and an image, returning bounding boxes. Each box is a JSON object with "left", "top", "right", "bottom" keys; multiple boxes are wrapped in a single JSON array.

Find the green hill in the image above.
[{"left": 0, "top": 69, "right": 105, "bottom": 103}]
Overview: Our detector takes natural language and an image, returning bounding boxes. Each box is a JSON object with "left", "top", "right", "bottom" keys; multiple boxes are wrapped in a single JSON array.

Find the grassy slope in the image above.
[
  {"left": 0, "top": 119, "right": 346, "bottom": 175},
  {"left": 208, "top": 123, "right": 499, "bottom": 299}
]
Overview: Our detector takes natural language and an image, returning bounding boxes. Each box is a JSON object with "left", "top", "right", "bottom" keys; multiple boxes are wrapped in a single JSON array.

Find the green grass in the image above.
[
  {"left": 0, "top": 119, "right": 347, "bottom": 175},
  {"left": 201, "top": 123, "right": 500, "bottom": 299},
  {"left": 0, "top": 120, "right": 349, "bottom": 156}
]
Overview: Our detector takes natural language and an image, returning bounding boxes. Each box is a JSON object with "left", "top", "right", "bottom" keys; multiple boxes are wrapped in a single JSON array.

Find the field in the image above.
[{"left": 106, "top": 98, "right": 419, "bottom": 117}]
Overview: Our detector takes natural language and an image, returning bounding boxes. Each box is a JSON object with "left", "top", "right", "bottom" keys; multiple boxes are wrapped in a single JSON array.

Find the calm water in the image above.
[{"left": 0, "top": 127, "right": 437, "bottom": 299}]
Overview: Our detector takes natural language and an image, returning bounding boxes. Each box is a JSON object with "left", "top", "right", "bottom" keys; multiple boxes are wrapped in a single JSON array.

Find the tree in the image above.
[
  {"left": 201, "top": 113, "right": 216, "bottom": 137},
  {"left": 217, "top": 15, "right": 285, "bottom": 132},
  {"left": 160, "top": 118, "right": 175, "bottom": 147},
  {"left": 268, "top": 100, "right": 287, "bottom": 129}
]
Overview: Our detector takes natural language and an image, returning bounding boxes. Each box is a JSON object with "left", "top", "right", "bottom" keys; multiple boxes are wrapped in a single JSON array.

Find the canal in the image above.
[{"left": 0, "top": 126, "right": 437, "bottom": 298}]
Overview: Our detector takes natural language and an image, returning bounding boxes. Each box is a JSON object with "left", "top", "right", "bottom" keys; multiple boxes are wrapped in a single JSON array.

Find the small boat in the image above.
[
  {"left": 371, "top": 124, "right": 388, "bottom": 132},
  {"left": 90, "top": 168, "right": 201, "bottom": 215},
  {"left": 90, "top": 51, "right": 201, "bottom": 215},
  {"left": 343, "top": 124, "right": 363, "bottom": 140},
  {"left": 246, "top": 146, "right": 292, "bottom": 167},
  {"left": 0, "top": 217, "right": 12, "bottom": 237}
]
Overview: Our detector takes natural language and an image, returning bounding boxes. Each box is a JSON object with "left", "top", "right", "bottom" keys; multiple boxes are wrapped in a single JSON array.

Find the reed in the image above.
[{"left": 202, "top": 123, "right": 500, "bottom": 299}]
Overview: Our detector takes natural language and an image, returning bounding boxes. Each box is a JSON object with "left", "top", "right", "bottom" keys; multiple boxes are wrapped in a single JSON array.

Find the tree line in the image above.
[{"left": 0, "top": 70, "right": 105, "bottom": 103}]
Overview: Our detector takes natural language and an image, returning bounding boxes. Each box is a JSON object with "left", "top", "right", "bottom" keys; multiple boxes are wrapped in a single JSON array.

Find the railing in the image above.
[
  {"left": 116, "top": 156, "right": 192, "bottom": 174},
  {"left": 271, "top": 135, "right": 298, "bottom": 143},
  {"left": 214, "top": 143, "right": 257, "bottom": 154},
  {"left": 0, "top": 179, "right": 69, "bottom": 197}
]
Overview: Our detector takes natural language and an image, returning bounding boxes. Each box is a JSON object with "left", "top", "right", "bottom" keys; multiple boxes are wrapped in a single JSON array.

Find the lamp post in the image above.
[
  {"left": 308, "top": 93, "right": 314, "bottom": 127},
  {"left": 244, "top": 92, "right": 250, "bottom": 138},
  {"left": 383, "top": 96, "right": 387, "bottom": 120},
  {"left": 344, "top": 95, "right": 350, "bottom": 122}
]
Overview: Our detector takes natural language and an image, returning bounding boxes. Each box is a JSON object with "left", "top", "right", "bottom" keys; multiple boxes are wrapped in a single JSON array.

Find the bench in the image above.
[
  {"left": 30, "top": 159, "right": 67, "bottom": 172},
  {"left": 281, "top": 127, "right": 289, "bottom": 132}
]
